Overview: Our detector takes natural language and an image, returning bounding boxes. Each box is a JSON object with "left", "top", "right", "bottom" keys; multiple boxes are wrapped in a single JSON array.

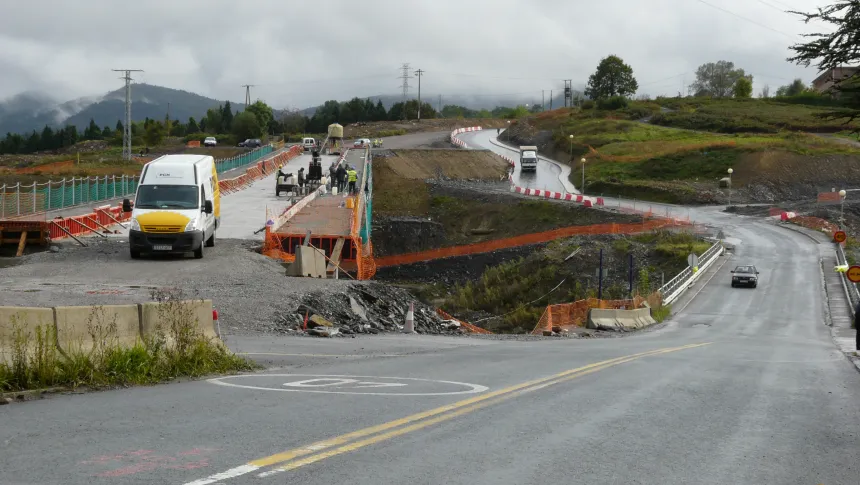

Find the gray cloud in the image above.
[{"left": 0, "top": 0, "right": 834, "bottom": 108}]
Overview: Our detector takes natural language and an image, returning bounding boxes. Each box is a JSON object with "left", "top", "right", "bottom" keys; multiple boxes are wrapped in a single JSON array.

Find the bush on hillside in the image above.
[
  {"left": 581, "top": 100, "right": 595, "bottom": 110},
  {"left": 596, "top": 96, "right": 629, "bottom": 110}
]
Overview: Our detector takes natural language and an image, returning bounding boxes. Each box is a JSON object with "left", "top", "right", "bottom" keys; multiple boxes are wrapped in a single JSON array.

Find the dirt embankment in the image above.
[{"left": 371, "top": 150, "right": 643, "bottom": 257}]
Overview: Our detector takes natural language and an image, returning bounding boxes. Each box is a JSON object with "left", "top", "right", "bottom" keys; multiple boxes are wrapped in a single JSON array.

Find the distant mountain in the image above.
[{"left": 0, "top": 84, "right": 246, "bottom": 135}]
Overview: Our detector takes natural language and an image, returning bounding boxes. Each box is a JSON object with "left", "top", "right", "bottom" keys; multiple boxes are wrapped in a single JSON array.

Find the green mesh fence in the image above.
[{"left": 0, "top": 144, "right": 275, "bottom": 218}]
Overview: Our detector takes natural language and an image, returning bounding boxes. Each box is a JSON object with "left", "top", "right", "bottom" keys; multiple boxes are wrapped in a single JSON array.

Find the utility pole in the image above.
[
  {"left": 112, "top": 69, "right": 143, "bottom": 161},
  {"left": 438, "top": 94, "right": 442, "bottom": 115},
  {"left": 166, "top": 102, "right": 171, "bottom": 137},
  {"left": 399, "top": 63, "right": 411, "bottom": 120},
  {"left": 549, "top": 90, "right": 553, "bottom": 110},
  {"left": 414, "top": 69, "right": 424, "bottom": 121},
  {"left": 542, "top": 90, "right": 545, "bottom": 111},
  {"left": 242, "top": 85, "right": 255, "bottom": 107},
  {"left": 564, "top": 80, "right": 572, "bottom": 108}
]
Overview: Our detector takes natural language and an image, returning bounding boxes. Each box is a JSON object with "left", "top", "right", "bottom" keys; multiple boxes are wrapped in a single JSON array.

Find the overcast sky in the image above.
[{"left": 0, "top": 0, "right": 839, "bottom": 109}]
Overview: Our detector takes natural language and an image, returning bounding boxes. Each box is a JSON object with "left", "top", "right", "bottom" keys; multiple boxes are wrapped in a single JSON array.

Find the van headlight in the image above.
[
  {"left": 130, "top": 218, "right": 140, "bottom": 231},
  {"left": 184, "top": 218, "right": 198, "bottom": 232}
]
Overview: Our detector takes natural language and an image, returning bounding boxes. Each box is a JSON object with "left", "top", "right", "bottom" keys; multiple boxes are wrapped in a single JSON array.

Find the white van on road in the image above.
[
  {"left": 123, "top": 154, "right": 221, "bottom": 259},
  {"left": 302, "top": 137, "right": 317, "bottom": 151}
]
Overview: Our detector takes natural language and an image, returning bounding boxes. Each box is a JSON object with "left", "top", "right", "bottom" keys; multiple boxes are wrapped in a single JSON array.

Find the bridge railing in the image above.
[
  {"left": 659, "top": 240, "right": 724, "bottom": 305},
  {"left": 836, "top": 242, "right": 860, "bottom": 315}
]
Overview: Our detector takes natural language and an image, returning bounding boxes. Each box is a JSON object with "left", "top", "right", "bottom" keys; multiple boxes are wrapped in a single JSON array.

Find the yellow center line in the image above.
[
  {"left": 183, "top": 342, "right": 711, "bottom": 485},
  {"left": 261, "top": 344, "right": 708, "bottom": 476}
]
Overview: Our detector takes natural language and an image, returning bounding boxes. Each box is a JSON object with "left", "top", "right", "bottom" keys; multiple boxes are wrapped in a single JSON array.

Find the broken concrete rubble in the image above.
[{"left": 274, "top": 283, "right": 462, "bottom": 337}]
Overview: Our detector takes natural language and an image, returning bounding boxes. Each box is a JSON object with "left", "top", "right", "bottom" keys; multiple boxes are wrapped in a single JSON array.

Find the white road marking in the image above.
[
  {"left": 207, "top": 373, "right": 489, "bottom": 396},
  {"left": 181, "top": 464, "right": 259, "bottom": 485}
]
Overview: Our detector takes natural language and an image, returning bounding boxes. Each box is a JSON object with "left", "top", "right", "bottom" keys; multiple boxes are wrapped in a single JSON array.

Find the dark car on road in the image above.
[
  {"left": 238, "top": 138, "right": 263, "bottom": 148},
  {"left": 731, "top": 264, "right": 759, "bottom": 288}
]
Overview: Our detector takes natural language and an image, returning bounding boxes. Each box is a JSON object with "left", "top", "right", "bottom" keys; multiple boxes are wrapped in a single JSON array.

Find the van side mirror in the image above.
[
  {"left": 122, "top": 199, "right": 132, "bottom": 212},
  {"left": 204, "top": 200, "right": 213, "bottom": 214},
  {"left": 756, "top": 271, "right": 760, "bottom": 274}
]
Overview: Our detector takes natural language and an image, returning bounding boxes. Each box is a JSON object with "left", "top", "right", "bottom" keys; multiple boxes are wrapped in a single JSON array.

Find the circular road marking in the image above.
[{"left": 207, "top": 373, "right": 488, "bottom": 396}]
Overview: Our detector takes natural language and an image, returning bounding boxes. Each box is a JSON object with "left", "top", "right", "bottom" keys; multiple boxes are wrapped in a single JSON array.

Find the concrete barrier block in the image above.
[
  {"left": 0, "top": 306, "right": 55, "bottom": 363},
  {"left": 54, "top": 305, "right": 141, "bottom": 356},
  {"left": 140, "top": 299, "right": 217, "bottom": 345},
  {"left": 587, "top": 308, "right": 621, "bottom": 331}
]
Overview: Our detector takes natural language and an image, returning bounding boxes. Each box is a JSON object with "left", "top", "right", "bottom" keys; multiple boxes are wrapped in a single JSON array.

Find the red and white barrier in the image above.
[
  {"left": 780, "top": 211, "right": 797, "bottom": 221},
  {"left": 450, "top": 126, "right": 484, "bottom": 149}
]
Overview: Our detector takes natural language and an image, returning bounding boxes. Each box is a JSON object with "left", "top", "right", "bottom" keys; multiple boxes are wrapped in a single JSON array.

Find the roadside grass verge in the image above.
[{"left": 0, "top": 289, "right": 256, "bottom": 393}]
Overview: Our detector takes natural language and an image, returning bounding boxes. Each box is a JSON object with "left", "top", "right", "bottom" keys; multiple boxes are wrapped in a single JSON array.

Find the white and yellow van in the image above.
[{"left": 123, "top": 154, "right": 220, "bottom": 259}]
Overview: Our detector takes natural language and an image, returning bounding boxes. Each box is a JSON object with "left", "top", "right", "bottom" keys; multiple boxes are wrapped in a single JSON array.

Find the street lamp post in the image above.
[
  {"left": 569, "top": 134, "right": 574, "bottom": 162},
  {"left": 506, "top": 120, "right": 511, "bottom": 142},
  {"left": 581, "top": 157, "right": 587, "bottom": 194},
  {"left": 840, "top": 189, "right": 847, "bottom": 227},
  {"left": 727, "top": 168, "right": 734, "bottom": 207}
]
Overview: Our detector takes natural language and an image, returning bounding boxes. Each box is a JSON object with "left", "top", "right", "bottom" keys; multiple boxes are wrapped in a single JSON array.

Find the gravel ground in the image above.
[{"left": 0, "top": 237, "right": 356, "bottom": 336}]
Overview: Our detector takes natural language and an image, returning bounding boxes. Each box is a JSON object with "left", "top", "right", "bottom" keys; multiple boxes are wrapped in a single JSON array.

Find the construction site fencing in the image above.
[
  {"left": 436, "top": 309, "right": 493, "bottom": 334},
  {"left": 374, "top": 218, "right": 689, "bottom": 268},
  {"left": 0, "top": 143, "right": 279, "bottom": 220},
  {"left": 530, "top": 296, "right": 650, "bottom": 335}
]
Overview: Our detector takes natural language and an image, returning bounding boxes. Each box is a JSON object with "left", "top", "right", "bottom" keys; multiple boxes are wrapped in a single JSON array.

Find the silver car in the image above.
[{"left": 731, "top": 264, "right": 759, "bottom": 288}]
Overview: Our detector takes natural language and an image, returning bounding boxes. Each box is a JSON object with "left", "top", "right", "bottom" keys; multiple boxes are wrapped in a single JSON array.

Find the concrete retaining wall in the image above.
[
  {"left": 587, "top": 308, "right": 656, "bottom": 332},
  {"left": 0, "top": 300, "right": 217, "bottom": 364}
]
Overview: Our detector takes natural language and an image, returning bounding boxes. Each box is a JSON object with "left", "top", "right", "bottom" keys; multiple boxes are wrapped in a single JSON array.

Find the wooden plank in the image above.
[
  {"left": 16, "top": 231, "right": 27, "bottom": 257},
  {"left": 327, "top": 237, "right": 346, "bottom": 273}
]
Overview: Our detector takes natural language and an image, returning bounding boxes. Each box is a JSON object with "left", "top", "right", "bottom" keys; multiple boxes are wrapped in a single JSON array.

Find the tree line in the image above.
[{"left": 0, "top": 95, "right": 536, "bottom": 155}]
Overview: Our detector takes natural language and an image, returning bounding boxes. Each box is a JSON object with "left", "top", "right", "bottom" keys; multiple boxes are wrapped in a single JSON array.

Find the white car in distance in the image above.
[{"left": 203, "top": 136, "right": 217, "bottom": 147}]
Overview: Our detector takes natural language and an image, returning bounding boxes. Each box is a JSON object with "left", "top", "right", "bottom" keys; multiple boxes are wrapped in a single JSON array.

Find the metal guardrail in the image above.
[
  {"left": 836, "top": 243, "right": 860, "bottom": 314},
  {"left": 0, "top": 144, "right": 274, "bottom": 218},
  {"left": 658, "top": 240, "right": 724, "bottom": 304}
]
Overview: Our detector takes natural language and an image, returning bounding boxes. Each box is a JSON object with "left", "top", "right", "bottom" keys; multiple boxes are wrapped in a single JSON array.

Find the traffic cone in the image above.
[{"left": 403, "top": 303, "right": 415, "bottom": 333}]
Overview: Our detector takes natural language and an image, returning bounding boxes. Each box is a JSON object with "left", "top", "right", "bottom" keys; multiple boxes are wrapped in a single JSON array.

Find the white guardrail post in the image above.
[{"left": 659, "top": 240, "right": 725, "bottom": 305}]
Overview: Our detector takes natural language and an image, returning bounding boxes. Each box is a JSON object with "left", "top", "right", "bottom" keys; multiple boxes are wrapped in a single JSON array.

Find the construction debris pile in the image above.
[{"left": 274, "top": 283, "right": 463, "bottom": 337}]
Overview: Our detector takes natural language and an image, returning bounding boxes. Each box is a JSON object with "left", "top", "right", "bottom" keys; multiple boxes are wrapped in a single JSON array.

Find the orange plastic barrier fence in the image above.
[
  {"left": 818, "top": 191, "right": 842, "bottom": 204},
  {"left": 218, "top": 145, "right": 301, "bottom": 196},
  {"left": 790, "top": 215, "right": 839, "bottom": 233},
  {"left": 186, "top": 140, "right": 201, "bottom": 147},
  {"left": 47, "top": 204, "right": 131, "bottom": 240},
  {"left": 374, "top": 218, "right": 688, "bottom": 268},
  {"left": 436, "top": 309, "right": 493, "bottom": 334},
  {"left": 531, "top": 296, "right": 647, "bottom": 335}
]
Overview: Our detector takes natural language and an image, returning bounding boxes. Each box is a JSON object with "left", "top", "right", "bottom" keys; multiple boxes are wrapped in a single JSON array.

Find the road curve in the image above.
[{"left": 457, "top": 129, "right": 578, "bottom": 194}]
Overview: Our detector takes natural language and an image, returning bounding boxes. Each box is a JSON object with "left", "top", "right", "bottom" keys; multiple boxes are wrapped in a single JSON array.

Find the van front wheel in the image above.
[
  {"left": 130, "top": 249, "right": 141, "bottom": 259},
  {"left": 205, "top": 232, "right": 215, "bottom": 247},
  {"left": 194, "top": 244, "right": 204, "bottom": 259}
]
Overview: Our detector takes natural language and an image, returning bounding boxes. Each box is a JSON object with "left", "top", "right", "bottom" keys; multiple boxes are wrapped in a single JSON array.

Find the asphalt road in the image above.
[
  {"left": 3, "top": 203, "right": 860, "bottom": 484},
  {"left": 458, "top": 129, "right": 577, "bottom": 194},
  {"left": 3, "top": 135, "right": 860, "bottom": 483}
]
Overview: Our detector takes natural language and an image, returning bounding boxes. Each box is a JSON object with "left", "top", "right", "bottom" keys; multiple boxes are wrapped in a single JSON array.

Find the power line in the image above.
[
  {"left": 241, "top": 84, "right": 255, "bottom": 106},
  {"left": 398, "top": 63, "right": 411, "bottom": 120},
  {"left": 111, "top": 69, "right": 143, "bottom": 161},
  {"left": 694, "top": 0, "right": 800, "bottom": 39}
]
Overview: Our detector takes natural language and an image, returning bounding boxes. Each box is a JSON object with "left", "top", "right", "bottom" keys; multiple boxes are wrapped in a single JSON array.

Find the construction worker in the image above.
[
  {"left": 335, "top": 164, "right": 346, "bottom": 193},
  {"left": 347, "top": 166, "right": 358, "bottom": 194}
]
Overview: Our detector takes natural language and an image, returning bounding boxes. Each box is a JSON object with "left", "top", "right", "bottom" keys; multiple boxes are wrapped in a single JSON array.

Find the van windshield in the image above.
[{"left": 135, "top": 185, "right": 199, "bottom": 209}]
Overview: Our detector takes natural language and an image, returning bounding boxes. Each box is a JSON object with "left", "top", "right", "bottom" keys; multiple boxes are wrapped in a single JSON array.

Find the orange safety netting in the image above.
[
  {"left": 436, "top": 309, "right": 493, "bottom": 334},
  {"left": 530, "top": 295, "right": 654, "bottom": 335},
  {"left": 374, "top": 218, "right": 690, "bottom": 268}
]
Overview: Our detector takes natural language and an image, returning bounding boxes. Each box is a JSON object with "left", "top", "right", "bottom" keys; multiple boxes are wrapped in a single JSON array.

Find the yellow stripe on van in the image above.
[
  {"left": 136, "top": 211, "right": 191, "bottom": 233},
  {"left": 211, "top": 163, "right": 221, "bottom": 218}
]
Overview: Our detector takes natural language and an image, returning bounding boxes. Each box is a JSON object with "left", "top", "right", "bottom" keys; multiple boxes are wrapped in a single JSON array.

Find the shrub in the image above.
[
  {"left": 582, "top": 100, "right": 595, "bottom": 110},
  {"left": 596, "top": 96, "right": 629, "bottom": 110}
]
